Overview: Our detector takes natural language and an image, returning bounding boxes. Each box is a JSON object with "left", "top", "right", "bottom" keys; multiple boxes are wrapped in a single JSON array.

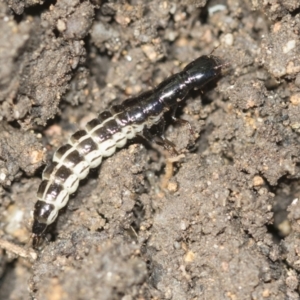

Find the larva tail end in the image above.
[{"left": 32, "top": 220, "right": 47, "bottom": 249}]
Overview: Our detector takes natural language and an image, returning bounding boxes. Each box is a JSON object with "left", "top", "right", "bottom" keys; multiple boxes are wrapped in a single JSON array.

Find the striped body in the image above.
[{"left": 32, "top": 55, "right": 223, "bottom": 246}]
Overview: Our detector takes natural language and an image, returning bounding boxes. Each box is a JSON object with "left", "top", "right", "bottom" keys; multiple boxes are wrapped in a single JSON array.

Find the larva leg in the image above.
[
  {"left": 170, "top": 104, "right": 194, "bottom": 136},
  {"left": 140, "top": 127, "right": 178, "bottom": 155}
]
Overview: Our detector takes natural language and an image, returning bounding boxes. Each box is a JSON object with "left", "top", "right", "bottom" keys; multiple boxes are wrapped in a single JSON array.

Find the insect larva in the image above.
[{"left": 32, "top": 55, "right": 223, "bottom": 248}]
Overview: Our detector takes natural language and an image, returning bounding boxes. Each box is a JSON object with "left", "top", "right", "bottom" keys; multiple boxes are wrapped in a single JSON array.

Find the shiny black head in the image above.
[
  {"left": 183, "top": 55, "right": 223, "bottom": 88},
  {"left": 32, "top": 220, "right": 47, "bottom": 248}
]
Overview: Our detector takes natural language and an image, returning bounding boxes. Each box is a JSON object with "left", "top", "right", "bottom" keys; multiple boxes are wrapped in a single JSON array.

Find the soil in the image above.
[{"left": 1, "top": 0, "right": 300, "bottom": 299}]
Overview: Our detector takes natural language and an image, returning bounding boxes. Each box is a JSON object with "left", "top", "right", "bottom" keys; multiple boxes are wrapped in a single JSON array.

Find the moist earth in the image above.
[{"left": 1, "top": 0, "right": 300, "bottom": 299}]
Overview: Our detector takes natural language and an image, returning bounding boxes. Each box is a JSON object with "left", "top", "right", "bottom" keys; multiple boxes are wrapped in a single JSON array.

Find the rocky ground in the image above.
[{"left": 1, "top": 0, "right": 300, "bottom": 299}]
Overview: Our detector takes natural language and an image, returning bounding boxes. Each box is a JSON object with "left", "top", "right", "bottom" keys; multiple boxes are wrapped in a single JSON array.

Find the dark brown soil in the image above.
[{"left": 1, "top": 0, "right": 300, "bottom": 299}]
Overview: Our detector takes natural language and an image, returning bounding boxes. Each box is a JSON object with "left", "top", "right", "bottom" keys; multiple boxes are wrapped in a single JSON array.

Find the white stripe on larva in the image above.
[
  {"left": 114, "top": 136, "right": 127, "bottom": 148},
  {"left": 112, "top": 131, "right": 126, "bottom": 142},
  {"left": 98, "top": 138, "right": 117, "bottom": 157},
  {"left": 64, "top": 174, "right": 79, "bottom": 194},
  {"left": 54, "top": 190, "right": 69, "bottom": 209},
  {"left": 85, "top": 151, "right": 103, "bottom": 169},
  {"left": 122, "top": 126, "right": 135, "bottom": 139},
  {"left": 72, "top": 161, "right": 90, "bottom": 179},
  {"left": 132, "top": 124, "right": 144, "bottom": 133},
  {"left": 47, "top": 209, "right": 58, "bottom": 224}
]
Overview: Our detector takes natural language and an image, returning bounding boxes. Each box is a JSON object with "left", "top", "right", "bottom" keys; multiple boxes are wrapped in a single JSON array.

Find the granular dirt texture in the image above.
[{"left": 1, "top": 0, "right": 300, "bottom": 299}]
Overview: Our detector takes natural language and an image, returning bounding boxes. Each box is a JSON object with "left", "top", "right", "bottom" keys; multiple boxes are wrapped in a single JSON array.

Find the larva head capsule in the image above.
[{"left": 183, "top": 55, "right": 223, "bottom": 89}]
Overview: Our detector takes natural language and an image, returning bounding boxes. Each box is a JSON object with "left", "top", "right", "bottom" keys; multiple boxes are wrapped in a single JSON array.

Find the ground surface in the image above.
[{"left": 0, "top": 0, "right": 300, "bottom": 299}]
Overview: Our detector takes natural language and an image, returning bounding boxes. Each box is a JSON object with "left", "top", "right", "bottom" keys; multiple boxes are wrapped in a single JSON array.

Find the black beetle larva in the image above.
[{"left": 32, "top": 55, "right": 223, "bottom": 248}]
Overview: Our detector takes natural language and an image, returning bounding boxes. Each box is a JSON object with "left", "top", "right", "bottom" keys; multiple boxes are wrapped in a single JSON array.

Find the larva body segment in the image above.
[{"left": 32, "top": 55, "right": 223, "bottom": 247}]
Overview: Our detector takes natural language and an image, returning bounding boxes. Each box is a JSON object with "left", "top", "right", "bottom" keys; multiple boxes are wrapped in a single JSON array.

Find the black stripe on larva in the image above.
[
  {"left": 115, "top": 111, "right": 130, "bottom": 127},
  {"left": 85, "top": 118, "right": 102, "bottom": 132},
  {"left": 44, "top": 182, "right": 63, "bottom": 201},
  {"left": 33, "top": 200, "right": 55, "bottom": 223},
  {"left": 55, "top": 144, "right": 73, "bottom": 160},
  {"left": 142, "top": 95, "right": 164, "bottom": 117},
  {"left": 98, "top": 111, "right": 112, "bottom": 122},
  {"left": 37, "top": 180, "right": 48, "bottom": 199},
  {"left": 43, "top": 162, "right": 58, "bottom": 180},
  {"left": 122, "top": 90, "right": 153, "bottom": 108},
  {"left": 55, "top": 165, "right": 73, "bottom": 182},
  {"left": 110, "top": 104, "right": 124, "bottom": 114},
  {"left": 32, "top": 220, "right": 47, "bottom": 238},
  {"left": 32, "top": 55, "right": 223, "bottom": 247},
  {"left": 63, "top": 149, "right": 83, "bottom": 168},
  {"left": 91, "top": 126, "right": 112, "bottom": 144},
  {"left": 77, "top": 137, "right": 99, "bottom": 155},
  {"left": 113, "top": 91, "right": 155, "bottom": 119},
  {"left": 70, "top": 130, "right": 88, "bottom": 144},
  {"left": 127, "top": 106, "right": 146, "bottom": 124},
  {"left": 104, "top": 119, "right": 120, "bottom": 135}
]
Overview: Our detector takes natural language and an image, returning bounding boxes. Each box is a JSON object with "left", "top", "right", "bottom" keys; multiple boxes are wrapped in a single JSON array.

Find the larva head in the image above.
[{"left": 183, "top": 55, "right": 223, "bottom": 88}]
